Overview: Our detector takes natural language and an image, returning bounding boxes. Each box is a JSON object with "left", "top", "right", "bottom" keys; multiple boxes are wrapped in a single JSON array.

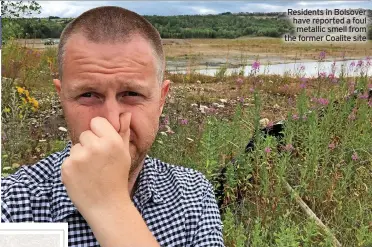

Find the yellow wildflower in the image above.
[
  {"left": 31, "top": 98, "right": 39, "bottom": 108},
  {"left": 16, "top": 86, "right": 25, "bottom": 94}
]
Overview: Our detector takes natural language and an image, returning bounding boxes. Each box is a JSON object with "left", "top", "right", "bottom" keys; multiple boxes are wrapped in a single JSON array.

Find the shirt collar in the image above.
[
  {"left": 50, "top": 142, "right": 165, "bottom": 221},
  {"left": 134, "top": 156, "right": 166, "bottom": 207}
]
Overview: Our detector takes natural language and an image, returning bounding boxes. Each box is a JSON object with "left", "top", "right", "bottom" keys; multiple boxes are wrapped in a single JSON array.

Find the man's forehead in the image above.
[
  {"left": 62, "top": 33, "right": 158, "bottom": 76},
  {"left": 65, "top": 33, "right": 154, "bottom": 55},
  {"left": 67, "top": 77, "right": 152, "bottom": 91}
]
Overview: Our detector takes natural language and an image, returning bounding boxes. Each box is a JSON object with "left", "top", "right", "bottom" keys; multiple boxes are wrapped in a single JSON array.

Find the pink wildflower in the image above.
[
  {"left": 351, "top": 152, "right": 358, "bottom": 161},
  {"left": 180, "top": 119, "right": 188, "bottom": 125},
  {"left": 359, "top": 93, "right": 369, "bottom": 99},
  {"left": 318, "top": 98, "right": 329, "bottom": 106},
  {"left": 328, "top": 143, "right": 336, "bottom": 150},
  {"left": 252, "top": 61, "right": 260, "bottom": 71},
  {"left": 163, "top": 116, "right": 169, "bottom": 125},
  {"left": 366, "top": 56, "right": 371, "bottom": 66}
]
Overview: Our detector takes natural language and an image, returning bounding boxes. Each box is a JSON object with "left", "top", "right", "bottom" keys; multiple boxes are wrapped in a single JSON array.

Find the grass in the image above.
[{"left": 2, "top": 39, "right": 372, "bottom": 246}]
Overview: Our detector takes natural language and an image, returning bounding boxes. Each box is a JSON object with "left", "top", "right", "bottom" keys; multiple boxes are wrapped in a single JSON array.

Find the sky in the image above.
[{"left": 34, "top": 1, "right": 372, "bottom": 18}]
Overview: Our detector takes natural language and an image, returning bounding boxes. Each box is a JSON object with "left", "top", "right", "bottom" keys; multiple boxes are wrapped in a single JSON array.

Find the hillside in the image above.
[{"left": 3, "top": 11, "right": 372, "bottom": 40}]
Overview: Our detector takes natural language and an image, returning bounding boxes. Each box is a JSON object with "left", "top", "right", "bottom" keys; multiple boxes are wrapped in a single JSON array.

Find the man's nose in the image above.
[{"left": 102, "top": 99, "right": 123, "bottom": 133}]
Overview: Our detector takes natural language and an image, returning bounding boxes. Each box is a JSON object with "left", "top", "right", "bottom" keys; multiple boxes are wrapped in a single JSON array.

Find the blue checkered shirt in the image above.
[{"left": 1, "top": 142, "right": 224, "bottom": 246}]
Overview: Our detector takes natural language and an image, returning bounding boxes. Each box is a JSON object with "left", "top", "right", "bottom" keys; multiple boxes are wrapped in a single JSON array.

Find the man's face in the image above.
[{"left": 53, "top": 34, "right": 169, "bottom": 170}]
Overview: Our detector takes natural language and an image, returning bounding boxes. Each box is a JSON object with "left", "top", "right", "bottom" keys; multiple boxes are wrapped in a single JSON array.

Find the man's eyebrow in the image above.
[
  {"left": 68, "top": 80, "right": 150, "bottom": 93},
  {"left": 69, "top": 81, "right": 100, "bottom": 93},
  {"left": 114, "top": 78, "right": 151, "bottom": 92},
  {"left": 119, "top": 82, "right": 149, "bottom": 92}
]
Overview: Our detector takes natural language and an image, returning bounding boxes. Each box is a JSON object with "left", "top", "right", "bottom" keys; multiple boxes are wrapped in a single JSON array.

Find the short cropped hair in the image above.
[{"left": 57, "top": 6, "right": 164, "bottom": 84}]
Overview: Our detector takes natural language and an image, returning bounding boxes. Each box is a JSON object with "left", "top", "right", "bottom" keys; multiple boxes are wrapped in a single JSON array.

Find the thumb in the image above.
[{"left": 118, "top": 112, "right": 131, "bottom": 142}]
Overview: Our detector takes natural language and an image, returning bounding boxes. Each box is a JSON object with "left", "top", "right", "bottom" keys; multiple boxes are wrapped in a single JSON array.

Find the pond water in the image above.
[{"left": 167, "top": 59, "right": 372, "bottom": 77}]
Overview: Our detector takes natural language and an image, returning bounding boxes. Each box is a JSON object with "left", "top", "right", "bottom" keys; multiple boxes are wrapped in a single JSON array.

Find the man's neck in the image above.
[{"left": 128, "top": 159, "right": 145, "bottom": 198}]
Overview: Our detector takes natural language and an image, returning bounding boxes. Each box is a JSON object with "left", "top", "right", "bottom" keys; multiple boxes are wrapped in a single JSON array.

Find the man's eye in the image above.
[
  {"left": 124, "top": 91, "right": 140, "bottom": 97},
  {"left": 77, "top": 92, "right": 101, "bottom": 105},
  {"left": 81, "top": 92, "right": 93, "bottom": 98}
]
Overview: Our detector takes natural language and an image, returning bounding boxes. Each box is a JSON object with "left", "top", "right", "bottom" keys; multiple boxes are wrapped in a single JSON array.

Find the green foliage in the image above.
[
  {"left": 4, "top": 13, "right": 295, "bottom": 40},
  {"left": 6, "top": 10, "right": 372, "bottom": 40},
  {"left": 147, "top": 14, "right": 295, "bottom": 38},
  {"left": 1, "top": 77, "right": 39, "bottom": 172},
  {"left": 1, "top": 21, "right": 24, "bottom": 42},
  {"left": 215, "top": 65, "right": 228, "bottom": 79},
  {"left": 1, "top": 42, "right": 66, "bottom": 175},
  {"left": 1, "top": 1, "right": 41, "bottom": 18},
  {"left": 222, "top": 207, "right": 247, "bottom": 247},
  {"left": 250, "top": 218, "right": 270, "bottom": 247},
  {"left": 2, "top": 40, "right": 57, "bottom": 90},
  {"left": 273, "top": 217, "right": 301, "bottom": 247},
  {"left": 1, "top": 1, "right": 41, "bottom": 42},
  {"left": 356, "top": 225, "right": 372, "bottom": 247}
]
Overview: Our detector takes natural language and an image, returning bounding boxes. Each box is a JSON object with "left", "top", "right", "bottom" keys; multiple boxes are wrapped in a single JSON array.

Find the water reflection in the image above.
[{"left": 167, "top": 59, "right": 371, "bottom": 77}]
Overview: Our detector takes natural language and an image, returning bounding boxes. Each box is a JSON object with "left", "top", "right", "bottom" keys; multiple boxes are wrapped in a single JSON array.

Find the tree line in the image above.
[
  {"left": 3, "top": 14, "right": 294, "bottom": 40},
  {"left": 2, "top": 9, "right": 372, "bottom": 40},
  {"left": 147, "top": 15, "right": 293, "bottom": 38}
]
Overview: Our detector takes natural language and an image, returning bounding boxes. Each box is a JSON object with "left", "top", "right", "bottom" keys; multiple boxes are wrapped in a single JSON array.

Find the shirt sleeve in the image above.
[
  {"left": 191, "top": 181, "right": 225, "bottom": 247},
  {"left": 1, "top": 200, "right": 13, "bottom": 223}
]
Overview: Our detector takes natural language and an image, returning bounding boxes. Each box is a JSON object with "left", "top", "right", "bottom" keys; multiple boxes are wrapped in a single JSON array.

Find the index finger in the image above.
[
  {"left": 118, "top": 112, "right": 131, "bottom": 141},
  {"left": 90, "top": 117, "right": 119, "bottom": 140}
]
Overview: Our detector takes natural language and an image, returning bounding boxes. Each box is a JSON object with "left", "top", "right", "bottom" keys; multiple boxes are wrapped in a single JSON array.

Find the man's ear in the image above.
[
  {"left": 159, "top": 80, "right": 170, "bottom": 113},
  {"left": 53, "top": 79, "right": 62, "bottom": 97}
]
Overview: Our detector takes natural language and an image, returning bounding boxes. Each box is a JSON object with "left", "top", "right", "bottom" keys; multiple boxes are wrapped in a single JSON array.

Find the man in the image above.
[{"left": 1, "top": 6, "right": 224, "bottom": 247}]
